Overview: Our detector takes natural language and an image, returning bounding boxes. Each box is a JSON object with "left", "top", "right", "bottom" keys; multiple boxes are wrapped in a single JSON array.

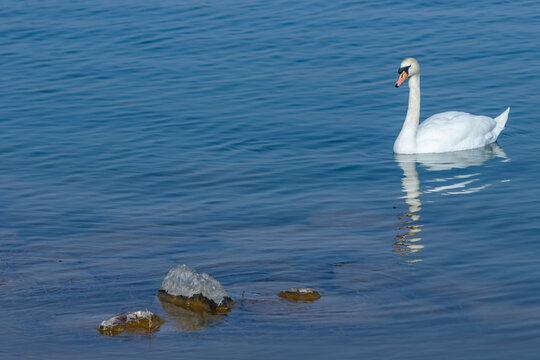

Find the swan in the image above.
[{"left": 394, "top": 57, "right": 509, "bottom": 154}]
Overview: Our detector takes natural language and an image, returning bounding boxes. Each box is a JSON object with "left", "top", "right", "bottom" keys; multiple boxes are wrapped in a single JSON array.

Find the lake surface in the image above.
[{"left": 1, "top": 1, "right": 539, "bottom": 359}]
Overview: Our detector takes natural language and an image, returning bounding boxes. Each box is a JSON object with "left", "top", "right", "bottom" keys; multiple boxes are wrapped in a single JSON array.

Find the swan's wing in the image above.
[{"left": 416, "top": 111, "right": 497, "bottom": 152}]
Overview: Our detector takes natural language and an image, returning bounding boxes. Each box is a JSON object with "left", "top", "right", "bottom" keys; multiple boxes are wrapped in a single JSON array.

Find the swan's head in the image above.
[{"left": 395, "top": 57, "right": 420, "bottom": 88}]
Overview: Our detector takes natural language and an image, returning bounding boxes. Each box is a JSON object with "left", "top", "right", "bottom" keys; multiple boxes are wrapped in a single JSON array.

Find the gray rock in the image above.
[{"left": 159, "top": 264, "right": 233, "bottom": 313}]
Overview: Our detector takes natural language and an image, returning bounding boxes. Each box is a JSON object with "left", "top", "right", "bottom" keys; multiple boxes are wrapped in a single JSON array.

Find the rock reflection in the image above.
[
  {"left": 394, "top": 143, "right": 509, "bottom": 262},
  {"left": 158, "top": 295, "right": 225, "bottom": 332}
]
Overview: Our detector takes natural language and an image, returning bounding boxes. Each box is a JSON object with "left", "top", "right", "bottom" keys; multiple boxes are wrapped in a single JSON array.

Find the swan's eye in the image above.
[{"left": 398, "top": 65, "right": 411, "bottom": 74}]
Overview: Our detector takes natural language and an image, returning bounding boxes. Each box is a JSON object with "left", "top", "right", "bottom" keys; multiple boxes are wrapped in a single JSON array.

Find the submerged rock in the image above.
[
  {"left": 98, "top": 310, "right": 164, "bottom": 336},
  {"left": 158, "top": 264, "right": 233, "bottom": 313},
  {"left": 159, "top": 295, "right": 224, "bottom": 332},
  {"left": 278, "top": 288, "right": 321, "bottom": 301}
]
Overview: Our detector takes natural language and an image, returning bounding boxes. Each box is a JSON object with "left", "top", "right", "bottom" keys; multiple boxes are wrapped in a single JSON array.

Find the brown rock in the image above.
[
  {"left": 98, "top": 310, "right": 164, "bottom": 336},
  {"left": 278, "top": 288, "right": 321, "bottom": 301}
]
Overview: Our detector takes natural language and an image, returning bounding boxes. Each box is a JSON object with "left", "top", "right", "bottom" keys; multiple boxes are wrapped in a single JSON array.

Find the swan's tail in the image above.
[{"left": 492, "top": 107, "right": 510, "bottom": 140}]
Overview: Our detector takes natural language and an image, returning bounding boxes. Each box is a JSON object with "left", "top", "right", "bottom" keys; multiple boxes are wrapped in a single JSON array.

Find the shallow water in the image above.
[{"left": 1, "top": 1, "right": 540, "bottom": 359}]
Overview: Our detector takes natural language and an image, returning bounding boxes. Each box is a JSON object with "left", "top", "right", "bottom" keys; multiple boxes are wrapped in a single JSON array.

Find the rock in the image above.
[
  {"left": 97, "top": 310, "right": 164, "bottom": 336},
  {"left": 159, "top": 296, "right": 224, "bottom": 332},
  {"left": 278, "top": 288, "right": 321, "bottom": 301},
  {"left": 158, "top": 264, "right": 233, "bottom": 313}
]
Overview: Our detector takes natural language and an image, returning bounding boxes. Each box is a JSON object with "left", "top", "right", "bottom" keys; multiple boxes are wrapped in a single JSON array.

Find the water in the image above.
[{"left": 1, "top": 1, "right": 539, "bottom": 358}]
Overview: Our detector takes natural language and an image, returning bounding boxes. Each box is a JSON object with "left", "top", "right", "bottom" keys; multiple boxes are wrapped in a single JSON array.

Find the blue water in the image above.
[{"left": 1, "top": 0, "right": 540, "bottom": 359}]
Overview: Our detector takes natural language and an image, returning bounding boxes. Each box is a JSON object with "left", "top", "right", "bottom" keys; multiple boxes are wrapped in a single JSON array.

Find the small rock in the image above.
[
  {"left": 158, "top": 264, "right": 233, "bottom": 313},
  {"left": 98, "top": 310, "right": 164, "bottom": 336},
  {"left": 278, "top": 288, "right": 321, "bottom": 301}
]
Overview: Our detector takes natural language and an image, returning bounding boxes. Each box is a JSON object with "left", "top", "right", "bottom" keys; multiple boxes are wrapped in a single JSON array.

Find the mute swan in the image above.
[{"left": 394, "top": 57, "right": 509, "bottom": 154}]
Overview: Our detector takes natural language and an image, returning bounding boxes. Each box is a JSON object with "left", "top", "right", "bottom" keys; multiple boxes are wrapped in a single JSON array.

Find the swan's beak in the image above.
[{"left": 395, "top": 71, "right": 408, "bottom": 88}]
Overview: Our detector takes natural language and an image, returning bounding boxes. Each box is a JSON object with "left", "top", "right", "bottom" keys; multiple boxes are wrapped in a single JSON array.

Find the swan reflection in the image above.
[{"left": 394, "top": 143, "right": 509, "bottom": 262}]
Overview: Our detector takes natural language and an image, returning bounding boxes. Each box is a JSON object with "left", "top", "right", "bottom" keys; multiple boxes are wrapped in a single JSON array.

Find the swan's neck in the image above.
[{"left": 394, "top": 75, "right": 420, "bottom": 154}]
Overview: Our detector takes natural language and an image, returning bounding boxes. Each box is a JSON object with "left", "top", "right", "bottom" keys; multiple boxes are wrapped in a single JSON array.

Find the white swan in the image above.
[{"left": 394, "top": 57, "right": 509, "bottom": 154}]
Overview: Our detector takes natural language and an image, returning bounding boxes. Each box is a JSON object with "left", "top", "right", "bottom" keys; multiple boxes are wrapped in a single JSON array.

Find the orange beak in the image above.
[{"left": 395, "top": 71, "right": 408, "bottom": 88}]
